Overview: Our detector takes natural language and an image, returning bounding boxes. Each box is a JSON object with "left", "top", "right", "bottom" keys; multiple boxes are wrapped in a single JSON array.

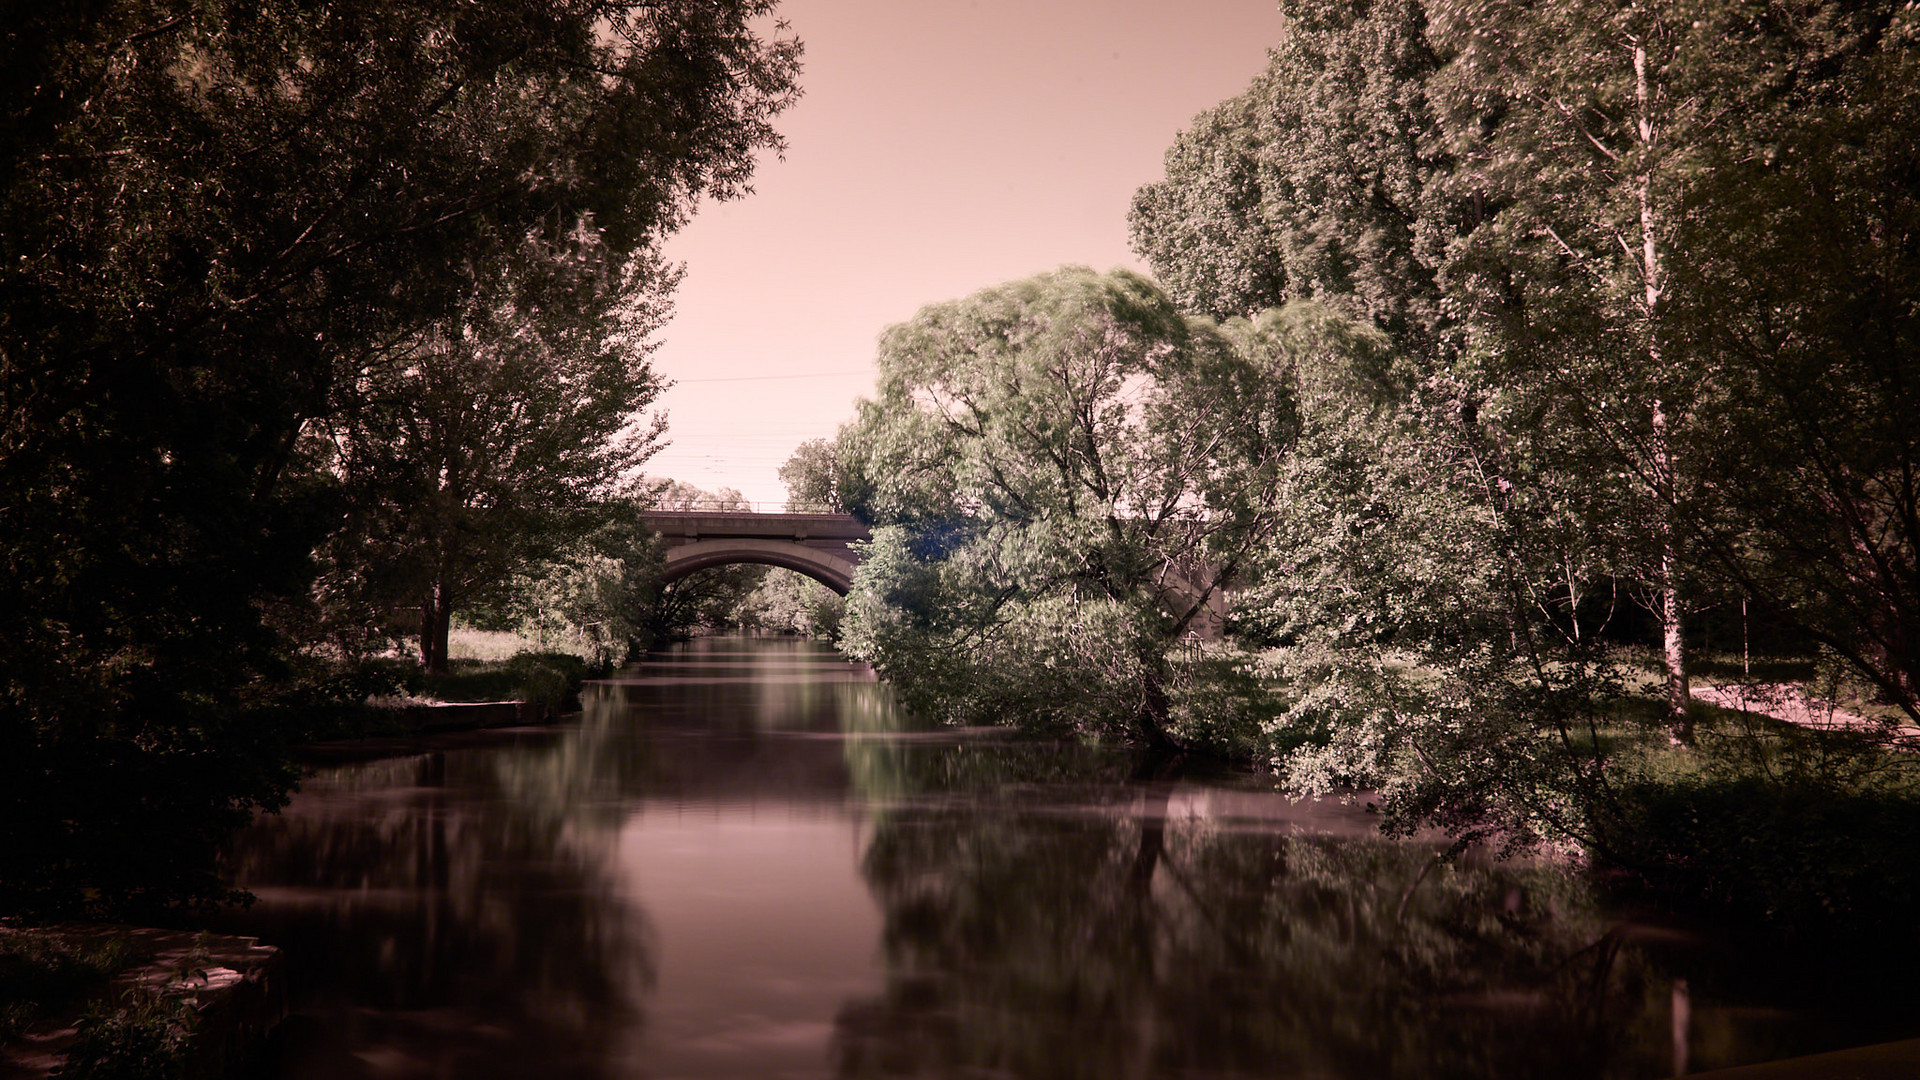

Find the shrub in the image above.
[{"left": 53, "top": 989, "right": 194, "bottom": 1080}]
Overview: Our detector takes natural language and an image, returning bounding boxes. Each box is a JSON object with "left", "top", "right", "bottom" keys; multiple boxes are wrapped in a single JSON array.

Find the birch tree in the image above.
[{"left": 1428, "top": 0, "right": 1750, "bottom": 740}]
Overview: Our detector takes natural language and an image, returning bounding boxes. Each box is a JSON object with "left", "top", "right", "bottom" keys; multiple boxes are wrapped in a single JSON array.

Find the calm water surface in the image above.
[{"left": 221, "top": 637, "right": 1912, "bottom": 1079}]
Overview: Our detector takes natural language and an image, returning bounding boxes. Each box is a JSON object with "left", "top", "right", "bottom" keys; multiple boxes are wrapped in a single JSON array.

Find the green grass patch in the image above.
[
  {"left": 447, "top": 627, "right": 575, "bottom": 662},
  {"left": 419, "top": 651, "right": 595, "bottom": 711},
  {"left": 1588, "top": 697, "right": 1920, "bottom": 963},
  {"left": 1689, "top": 650, "right": 1819, "bottom": 684}
]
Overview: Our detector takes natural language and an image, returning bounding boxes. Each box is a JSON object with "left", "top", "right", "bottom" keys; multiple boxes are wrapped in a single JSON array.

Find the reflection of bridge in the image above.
[
  {"left": 640, "top": 511, "right": 871, "bottom": 594},
  {"left": 637, "top": 509, "right": 1224, "bottom": 639}
]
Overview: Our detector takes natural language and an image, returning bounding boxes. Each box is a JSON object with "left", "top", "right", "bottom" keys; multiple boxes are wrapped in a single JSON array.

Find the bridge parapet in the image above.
[{"left": 640, "top": 510, "right": 870, "bottom": 543}]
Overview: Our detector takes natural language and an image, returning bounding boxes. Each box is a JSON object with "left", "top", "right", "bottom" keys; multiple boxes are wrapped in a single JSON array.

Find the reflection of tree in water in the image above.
[
  {"left": 836, "top": 766, "right": 1675, "bottom": 1080},
  {"left": 509, "top": 679, "right": 873, "bottom": 810},
  {"left": 222, "top": 751, "right": 652, "bottom": 1079}
]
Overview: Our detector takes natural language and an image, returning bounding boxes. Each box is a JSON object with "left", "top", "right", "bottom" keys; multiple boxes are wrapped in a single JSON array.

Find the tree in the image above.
[
  {"left": 736, "top": 568, "right": 843, "bottom": 638},
  {"left": 778, "top": 437, "right": 844, "bottom": 511},
  {"left": 0, "top": 0, "right": 800, "bottom": 916},
  {"left": 314, "top": 239, "right": 672, "bottom": 672},
  {"left": 1426, "top": 0, "right": 1765, "bottom": 740},
  {"left": 468, "top": 506, "right": 665, "bottom": 668},
  {"left": 1672, "top": 3, "right": 1920, "bottom": 722},
  {"left": 836, "top": 268, "right": 1385, "bottom": 749},
  {"left": 1128, "top": 0, "right": 1457, "bottom": 354},
  {"left": 1129, "top": 0, "right": 1920, "bottom": 860},
  {"left": 1237, "top": 315, "right": 1633, "bottom": 854},
  {"left": 1140, "top": 0, "right": 1870, "bottom": 741}
]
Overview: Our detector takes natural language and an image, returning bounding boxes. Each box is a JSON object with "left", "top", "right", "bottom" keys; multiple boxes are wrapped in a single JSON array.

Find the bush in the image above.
[
  {"left": 1164, "top": 649, "right": 1290, "bottom": 759},
  {"left": 53, "top": 989, "right": 195, "bottom": 1080},
  {"left": 1601, "top": 775, "right": 1920, "bottom": 946}
]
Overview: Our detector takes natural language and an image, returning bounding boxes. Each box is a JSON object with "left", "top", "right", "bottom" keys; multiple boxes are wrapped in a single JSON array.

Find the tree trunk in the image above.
[
  {"left": 1652, "top": 399, "right": 1690, "bottom": 743},
  {"left": 1136, "top": 667, "right": 1184, "bottom": 752},
  {"left": 1660, "top": 541, "right": 1691, "bottom": 743},
  {"left": 1636, "top": 38, "right": 1690, "bottom": 744},
  {"left": 420, "top": 582, "right": 454, "bottom": 674}
]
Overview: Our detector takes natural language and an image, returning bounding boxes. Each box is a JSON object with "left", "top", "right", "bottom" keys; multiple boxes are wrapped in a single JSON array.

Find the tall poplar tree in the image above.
[{"left": 1129, "top": 0, "right": 1456, "bottom": 353}]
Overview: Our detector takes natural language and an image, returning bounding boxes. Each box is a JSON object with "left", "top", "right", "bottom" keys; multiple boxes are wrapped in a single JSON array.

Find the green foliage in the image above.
[
  {"left": 53, "top": 989, "right": 195, "bottom": 1080},
  {"left": 0, "top": 0, "right": 800, "bottom": 918},
  {"left": 308, "top": 245, "right": 673, "bottom": 672},
  {"left": 843, "top": 527, "right": 1170, "bottom": 738},
  {"left": 1130, "top": 0, "right": 1920, "bottom": 882},
  {"left": 479, "top": 510, "right": 663, "bottom": 667},
  {"left": 1596, "top": 720, "right": 1920, "bottom": 954},
  {"left": 836, "top": 270, "right": 1376, "bottom": 748},
  {"left": 778, "top": 438, "right": 845, "bottom": 511},
  {"left": 421, "top": 652, "right": 593, "bottom": 712},
  {"left": 1161, "top": 648, "right": 1291, "bottom": 758},
  {"left": 1129, "top": 0, "right": 1455, "bottom": 351},
  {"left": 1225, "top": 275, "right": 1649, "bottom": 851},
  {"left": 1673, "top": 3, "right": 1920, "bottom": 720},
  {"left": 647, "top": 565, "right": 769, "bottom": 643},
  {"left": 0, "top": 931, "right": 132, "bottom": 1044},
  {"left": 735, "top": 568, "right": 844, "bottom": 638}
]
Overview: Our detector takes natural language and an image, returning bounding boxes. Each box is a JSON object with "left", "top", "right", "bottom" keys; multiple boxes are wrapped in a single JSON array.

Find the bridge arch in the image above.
[{"left": 659, "top": 538, "right": 859, "bottom": 595}]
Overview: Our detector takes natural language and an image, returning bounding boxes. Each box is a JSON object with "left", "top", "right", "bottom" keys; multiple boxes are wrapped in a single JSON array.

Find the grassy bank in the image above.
[{"left": 295, "top": 641, "right": 604, "bottom": 743}]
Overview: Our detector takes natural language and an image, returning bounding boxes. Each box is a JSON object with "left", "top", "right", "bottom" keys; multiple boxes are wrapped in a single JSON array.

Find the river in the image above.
[{"left": 220, "top": 636, "right": 1912, "bottom": 1078}]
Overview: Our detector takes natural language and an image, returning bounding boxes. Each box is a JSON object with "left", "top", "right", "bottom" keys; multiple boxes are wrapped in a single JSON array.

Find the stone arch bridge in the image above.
[
  {"left": 642, "top": 510, "right": 869, "bottom": 594},
  {"left": 638, "top": 509, "right": 1224, "bottom": 640}
]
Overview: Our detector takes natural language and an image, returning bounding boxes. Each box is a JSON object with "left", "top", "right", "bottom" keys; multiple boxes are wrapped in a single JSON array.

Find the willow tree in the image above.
[{"left": 836, "top": 268, "right": 1389, "bottom": 750}]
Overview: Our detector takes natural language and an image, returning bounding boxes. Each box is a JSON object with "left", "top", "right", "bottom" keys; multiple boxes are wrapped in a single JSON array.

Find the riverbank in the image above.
[
  {"left": 296, "top": 648, "right": 599, "bottom": 747},
  {"left": 293, "top": 710, "right": 576, "bottom": 766}
]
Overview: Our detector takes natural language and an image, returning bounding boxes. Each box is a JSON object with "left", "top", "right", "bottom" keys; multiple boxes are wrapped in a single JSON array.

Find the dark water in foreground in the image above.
[{"left": 221, "top": 637, "right": 1913, "bottom": 1079}]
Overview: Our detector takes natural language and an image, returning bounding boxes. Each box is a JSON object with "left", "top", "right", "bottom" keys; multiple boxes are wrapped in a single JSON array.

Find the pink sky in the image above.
[{"left": 644, "top": 0, "right": 1284, "bottom": 505}]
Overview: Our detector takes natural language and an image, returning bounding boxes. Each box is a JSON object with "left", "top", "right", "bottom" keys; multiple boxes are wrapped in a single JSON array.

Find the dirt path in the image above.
[{"left": 1690, "top": 681, "right": 1920, "bottom": 744}]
